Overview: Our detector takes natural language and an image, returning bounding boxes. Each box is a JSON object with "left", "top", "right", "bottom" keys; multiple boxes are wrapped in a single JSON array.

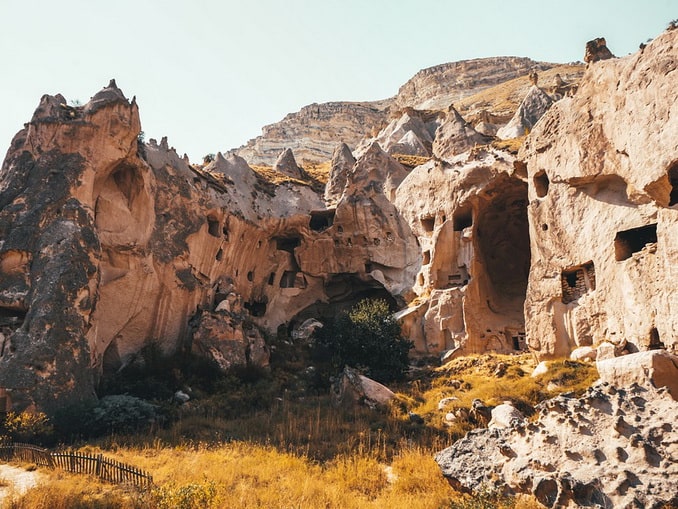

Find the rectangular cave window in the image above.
[
  {"left": 268, "top": 272, "right": 275, "bottom": 285},
  {"left": 422, "top": 250, "right": 431, "bottom": 265},
  {"left": 207, "top": 216, "right": 220, "bottom": 237},
  {"left": 614, "top": 224, "right": 658, "bottom": 261},
  {"left": 275, "top": 236, "right": 301, "bottom": 253},
  {"left": 561, "top": 261, "right": 595, "bottom": 304},
  {"left": 421, "top": 216, "right": 435, "bottom": 233},
  {"left": 309, "top": 210, "right": 335, "bottom": 231},
  {"left": 509, "top": 332, "right": 526, "bottom": 351},
  {"left": 453, "top": 205, "right": 472, "bottom": 231},
  {"left": 280, "top": 270, "right": 306, "bottom": 289}
]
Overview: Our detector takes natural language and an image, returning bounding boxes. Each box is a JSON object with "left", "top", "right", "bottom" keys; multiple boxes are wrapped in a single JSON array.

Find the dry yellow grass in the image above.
[
  {"left": 456, "top": 64, "right": 585, "bottom": 121},
  {"left": 5, "top": 353, "right": 597, "bottom": 508},
  {"left": 391, "top": 153, "right": 432, "bottom": 169}
]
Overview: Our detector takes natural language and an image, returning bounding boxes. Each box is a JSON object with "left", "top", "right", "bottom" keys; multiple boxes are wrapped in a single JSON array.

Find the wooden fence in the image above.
[{"left": 0, "top": 442, "right": 153, "bottom": 488}]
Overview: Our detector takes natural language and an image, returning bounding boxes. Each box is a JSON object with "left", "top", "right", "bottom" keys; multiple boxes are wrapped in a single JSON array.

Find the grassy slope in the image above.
[{"left": 4, "top": 352, "right": 597, "bottom": 509}]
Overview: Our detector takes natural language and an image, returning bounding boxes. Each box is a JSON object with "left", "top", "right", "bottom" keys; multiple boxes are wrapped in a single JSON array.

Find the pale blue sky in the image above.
[{"left": 0, "top": 1, "right": 674, "bottom": 162}]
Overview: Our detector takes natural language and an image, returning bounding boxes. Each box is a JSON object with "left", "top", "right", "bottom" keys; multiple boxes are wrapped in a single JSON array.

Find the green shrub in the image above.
[
  {"left": 87, "top": 395, "right": 157, "bottom": 435},
  {"left": 314, "top": 299, "right": 413, "bottom": 383}
]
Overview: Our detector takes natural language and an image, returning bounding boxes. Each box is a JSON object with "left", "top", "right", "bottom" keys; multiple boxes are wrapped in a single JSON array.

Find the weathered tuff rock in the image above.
[
  {"left": 521, "top": 27, "right": 678, "bottom": 359},
  {"left": 432, "top": 106, "right": 492, "bottom": 160},
  {"left": 395, "top": 148, "right": 529, "bottom": 355},
  {"left": 0, "top": 86, "right": 419, "bottom": 412},
  {"left": 436, "top": 383, "right": 678, "bottom": 508},
  {"left": 273, "top": 148, "right": 305, "bottom": 179},
  {"left": 331, "top": 366, "right": 395, "bottom": 409},
  {"left": 324, "top": 143, "right": 355, "bottom": 207},
  {"left": 584, "top": 37, "right": 615, "bottom": 63},
  {"left": 597, "top": 350, "right": 678, "bottom": 400},
  {"left": 357, "top": 109, "right": 441, "bottom": 158},
  {"left": 496, "top": 85, "right": 554, "bottom": 139}
]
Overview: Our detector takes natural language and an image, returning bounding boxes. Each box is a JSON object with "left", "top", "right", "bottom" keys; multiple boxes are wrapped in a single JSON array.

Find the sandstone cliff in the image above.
[{"left": 520, "top": 27, "right": 678, "bottom": 359}]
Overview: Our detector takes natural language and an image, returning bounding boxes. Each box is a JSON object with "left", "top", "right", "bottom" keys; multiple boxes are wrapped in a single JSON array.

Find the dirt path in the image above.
[{"left": 0, "top": 464, "right": 44, "bottom": 505}]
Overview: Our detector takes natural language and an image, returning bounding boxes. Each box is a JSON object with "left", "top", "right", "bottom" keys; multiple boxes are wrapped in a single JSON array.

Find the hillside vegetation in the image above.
[{"left": 2, "top": 345, "right": 597, "bottom": 508}]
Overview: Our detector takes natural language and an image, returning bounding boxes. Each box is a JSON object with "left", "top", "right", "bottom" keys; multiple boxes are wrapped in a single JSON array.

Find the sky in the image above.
[{"left": 0, "top": 0, "right": 675, "bottom": 163}]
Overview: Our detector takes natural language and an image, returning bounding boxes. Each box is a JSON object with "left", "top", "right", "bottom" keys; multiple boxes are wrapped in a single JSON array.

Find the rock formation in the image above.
[
  {"left": 324, "top": 143, "right": 355, "bottom": 207},
  {"left": 394, "top": 57, "right": 556, "bottom": 111},
  {"left": 432, "top": 106, "right": 492, "bottom": 159},
  {"left": 521, "top": 27, "right": 678, "bottom": 359},
  {"left": 234, "top": 58, "right": 560, "bottom": 165},
  {"left": 0, "top": 26, "right": 675, "bottom": 421},
  {"left": 235, "top": 101, "right": 389, "bottom": 165},
  {"left": 496, "top": 85, "right": 554, "bottom": 139},
  {"left": 436, "top": 383, "right": 678, "bottom": 508},
  {"left": 273, "top": 148, "right": 305, "bottom": 179},
  {"left": 584, "top": 37, "right": 615, "bottom": 63}
]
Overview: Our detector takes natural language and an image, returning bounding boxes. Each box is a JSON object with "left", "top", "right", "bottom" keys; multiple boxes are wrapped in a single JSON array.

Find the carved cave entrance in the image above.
[
  {"left": 475, "top": 175, "right": 530, "bottom": 322},
  {"left": 289, "top": 275, "right": 398, "bottom": 331}
]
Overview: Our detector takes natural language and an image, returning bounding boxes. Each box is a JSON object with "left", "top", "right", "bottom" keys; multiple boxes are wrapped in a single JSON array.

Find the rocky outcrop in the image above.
[
  {"left": 521, "top": 28, "right": 678, "bottom": 359},
  {"left": 394, "top": 57, "right": 556, "bottom": 111},
  {"left": 357, "top": 109, "right": 441, "bottom": 158},
  {"left": 395, "top": 149, "right": 529, "bottom": 355},
  {"left": 273, "top": 148, "right": 304, "bottom": 179},
  {"left": 234, "top": 101, "right": 390, "bottom": 165},
  {"left": 584, "top": 37, "right": 615, "bottom": 63},
  {"left": 234, "top": 58, "right": 561, "bottom": 166},
  {"left": 436, "top": 383, "right": 678, "bottom": 508},
  {"left": 496, "top": 85, "right": 554, "bottom": 139},
  {"left": 324, "top": 143, "right": 355, "bottom": 207},
  {"left": 432, "top": 107, "right": 491, "bottom": 160}
]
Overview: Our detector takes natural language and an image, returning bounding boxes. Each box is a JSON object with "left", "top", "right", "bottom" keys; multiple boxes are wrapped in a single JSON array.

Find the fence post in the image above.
[{"left": 95, "top": 453, "right": 102, "bottom": 478}]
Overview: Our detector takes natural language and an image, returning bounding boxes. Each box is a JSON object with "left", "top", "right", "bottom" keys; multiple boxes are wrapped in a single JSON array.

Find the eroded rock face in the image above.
[
  {"left": 394, "top": 57, "right": 556, "bottom": 111},
  {"left": 436, "top": 383, "right": 678, "bottom": 508},
  {"left": 496, "top": 85, "right": 554, "bottom": 139},
  {"left": 235, "top": 101, "right": 390, "bottom": 165},
  {"left": 394, "top": 149, "right": 530, "bottom": 355},
  {"left": 521, "top": 28, "right": 678, "bottom": 359}
]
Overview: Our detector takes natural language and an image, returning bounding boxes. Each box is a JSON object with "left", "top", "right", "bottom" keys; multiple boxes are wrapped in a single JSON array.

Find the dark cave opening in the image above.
[
  {"left": 614, "top": 224, "right": 657, "bottom": 261},
  {"left": 288, "top": 275, "right": 398, "bottom": 332},
  {"left": 476, "top": 175, "right": 530, "bottom": 317}
]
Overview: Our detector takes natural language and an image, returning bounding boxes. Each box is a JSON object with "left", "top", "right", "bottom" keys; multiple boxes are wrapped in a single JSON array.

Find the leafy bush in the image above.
[
  {"left": 314, "top": 299, "right": 413, "bottom": 383},
  {"left": 87, "top": 395, "right": 157, "bottom": 435},
  {"left": 1, "top": 411, "right": 54, "bottom": 444}
]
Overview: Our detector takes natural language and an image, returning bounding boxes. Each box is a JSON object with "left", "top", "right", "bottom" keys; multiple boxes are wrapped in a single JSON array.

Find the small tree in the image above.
[{"left": 314, "top": 299, "right": 412, "bottom": 383}]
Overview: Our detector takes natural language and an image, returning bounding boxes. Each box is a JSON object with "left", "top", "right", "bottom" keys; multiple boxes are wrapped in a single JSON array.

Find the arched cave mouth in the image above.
[
  {"left": 475, "top": 175, "right": 530, "bottom": 318},
  {"left": 289, "top": 275, "right": 398, "bottom": 332}
]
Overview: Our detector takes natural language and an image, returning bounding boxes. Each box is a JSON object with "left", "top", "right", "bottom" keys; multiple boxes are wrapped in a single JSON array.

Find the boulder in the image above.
[
  {"left": 191, "top": 312, "right": 270, "bottom": 373},
  {"left": 488, "top": 402, "right": 524, "bottom": 429},
  {"left": 531, "top": 361, "right": 549, "bottom": 377},
  {"left": 291, "top": 318, "right": 323, "bottom": 343},
  {"left": 436, "top": 383, "right": 678, "bottom": 508},
  {"left": 331, "top": 366, "right": 396, "bottom": 409},
  {"left": 570, "top": 346, "right": 596, "bottom": 361},
  {"left": 596, "top": 350, "right": 678, "bottom": 399}
]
